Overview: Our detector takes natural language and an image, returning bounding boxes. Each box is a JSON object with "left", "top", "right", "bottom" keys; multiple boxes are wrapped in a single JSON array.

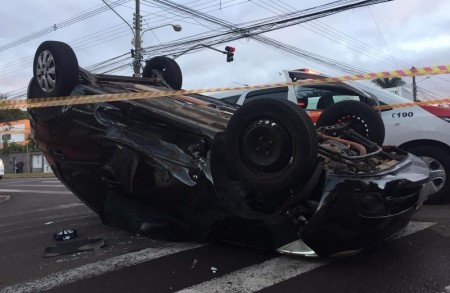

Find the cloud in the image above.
[{"left": 398, "top": 35, "right": 450, "bottom": 52}]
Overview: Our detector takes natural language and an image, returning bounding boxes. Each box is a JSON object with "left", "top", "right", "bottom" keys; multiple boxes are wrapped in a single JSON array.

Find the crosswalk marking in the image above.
[
  {"left": 400, "top": 221, "right": 435, "bottom": 237},
  {"left": 177, "top": 221, "right": 435, "bottom": 293},
  {"left": 0, "top": 243, "right": 207, "bottom": 293},
  {"left": 0, "top": 189, "right": 72, "bottom": 195},
  {"left": 178, "top": 256, "right": 330, "bottom": 293},
  {"left": 7, "top": 184, "right": 65, "bottom": 187},
  {"left": 0, "top": 203, "right": 85, "bottom": 219},
  {"left": 0, "top": 221, "right": 435, "bottom": 293}
]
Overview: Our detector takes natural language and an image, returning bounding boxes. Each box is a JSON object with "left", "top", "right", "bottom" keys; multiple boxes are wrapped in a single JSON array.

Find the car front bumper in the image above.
[{"left": 279, "top": 154, "right": 430, "bottom": 256}]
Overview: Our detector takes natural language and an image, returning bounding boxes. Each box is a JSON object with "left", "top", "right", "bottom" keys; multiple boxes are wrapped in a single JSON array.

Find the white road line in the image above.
[
  {"left": 0, "top": 203, "right": 85, "bottom": 219},
  {"left": 179, "top": 256, "right": 330, "bottom": 293},
  {"left": 6, "top": 184, "right": 65, "bottom": 188},
  {"left": 401, "top": 221, "right": 435, "bottom": 237},
  {"left": 3, "top": 179, "right": 56, "bottom": 183},
  {"left": 0, "top": 242, "right": 207, "bottom": 293},
  {"left": 177, "top": 221, "right": 435, "bottom": 293},
  {"left": 0, "top": 189, "right": 72, "bottom": 195},
  {"left": 0, "top": 221, "right": 435, "bottom": 293},
  {"left": 0, "top": 214, "right": 97, "bottom": 234},
  {"left": 0, "top": 195, "right": 11, "bottom": 204}
]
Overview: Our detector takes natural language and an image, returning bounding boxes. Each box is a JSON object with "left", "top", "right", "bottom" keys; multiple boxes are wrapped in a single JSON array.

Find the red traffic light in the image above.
[{"left": 225, "top": 46, "right": 236, "bottom": 53}]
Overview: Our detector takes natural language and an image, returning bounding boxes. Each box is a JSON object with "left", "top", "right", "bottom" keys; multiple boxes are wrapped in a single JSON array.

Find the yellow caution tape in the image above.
[
  {"left": 373, "top": 99, "right": 450, "bottom": 110},
  {"left": 0, "top": 64, "right": 449, "bottom": 110}
]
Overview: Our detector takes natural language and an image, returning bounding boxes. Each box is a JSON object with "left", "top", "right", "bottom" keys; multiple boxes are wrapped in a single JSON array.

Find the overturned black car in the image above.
[{"left": 28, "top": 41, "right": 430, "bottom": 257}]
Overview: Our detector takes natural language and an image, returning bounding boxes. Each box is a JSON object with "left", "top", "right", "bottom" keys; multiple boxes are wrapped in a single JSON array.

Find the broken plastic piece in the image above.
[{"left": 53, "top": 229, "right": 77, "bottom": 241}]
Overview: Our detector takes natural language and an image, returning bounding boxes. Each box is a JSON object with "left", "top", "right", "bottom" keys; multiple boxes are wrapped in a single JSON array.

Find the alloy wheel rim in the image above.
[
  {"left": 420, "top": 156, "right": 446, "bottom": 193},
  {"left": 35, "top": 50, "right": 56, "bottom": 93}
]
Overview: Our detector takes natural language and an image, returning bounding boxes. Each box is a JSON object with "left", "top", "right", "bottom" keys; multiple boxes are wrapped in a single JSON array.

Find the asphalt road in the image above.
[{"left": 0, "top": 177, "right": 449, "bottom": 293}]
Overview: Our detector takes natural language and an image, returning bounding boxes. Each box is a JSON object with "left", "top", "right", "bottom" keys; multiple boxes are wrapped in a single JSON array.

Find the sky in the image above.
[{"left": 0, "top": 0, "right": 449, "bottom": 100}]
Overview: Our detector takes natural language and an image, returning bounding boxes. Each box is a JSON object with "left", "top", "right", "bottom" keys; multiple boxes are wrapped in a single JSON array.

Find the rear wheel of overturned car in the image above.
[
  {"left": 142, "top": 56, "right": 182, "bottom": 90},
  {"left": 29, "top": 41, "right": 79, "bottom": 121},
  {"left": 316, "top": 100, "right": 385, "bottom": 145},
  {"left": 225, "top": 98, "right": 318, "bottom": 191},
  {"left": 27, "top": 77, "right": 70, "bottom": 122}
]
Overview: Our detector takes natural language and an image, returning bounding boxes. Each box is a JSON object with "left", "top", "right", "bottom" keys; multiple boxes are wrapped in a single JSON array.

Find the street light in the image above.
[
  {"left": 133, "top": 23, "right": 182, "bottom": 77},
  {"left": 101, "top": 0, "right": 182, "bottom": 77},
  {"left": 140, "top": 24, "right": 182, "bottom": 39}
]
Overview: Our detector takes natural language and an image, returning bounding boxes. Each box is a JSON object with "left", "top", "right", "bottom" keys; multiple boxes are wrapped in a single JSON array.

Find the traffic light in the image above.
[{"left": 225, "top": 46, "right": 235, "bottom": 62}]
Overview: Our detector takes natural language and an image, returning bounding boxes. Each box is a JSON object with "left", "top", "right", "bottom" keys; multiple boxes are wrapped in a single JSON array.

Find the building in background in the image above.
[
  {"left": 0, "top": 119, "right": 31, "bottom": 148},
  {"left": 0, "top": 119, "right": 52, "bottom": 173}
]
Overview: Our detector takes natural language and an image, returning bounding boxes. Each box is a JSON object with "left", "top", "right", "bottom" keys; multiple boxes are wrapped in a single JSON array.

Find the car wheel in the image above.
[
  {"left": 33, "top": 41, "right": 79, "bottom": 97},
  {"left": 143, "top": 56, "right": 182, "bottom": 90},
  {"left": 225, "top": 98, "right": 318, "bottom": 191},
  {"left": 27, "top": 77, "right": 71, "bottom": 122},
  {"left": 405, "top": 145, "right": 450, "bottom": 204},
  {"left": 316, "top": 100, "right": 385, "bottom": 145}
]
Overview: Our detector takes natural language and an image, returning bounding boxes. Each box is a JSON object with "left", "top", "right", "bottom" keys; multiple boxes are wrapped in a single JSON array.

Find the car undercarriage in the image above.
[{"left": 28, "top": 41, "right": 431, "bottom": 256}]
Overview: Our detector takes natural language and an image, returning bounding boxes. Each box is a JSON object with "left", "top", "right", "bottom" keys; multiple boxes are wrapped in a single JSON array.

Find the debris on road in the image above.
[
  {"left": 53, "top": 229, "right": 77, "bottom": 241},
  {"left": 44, "top": 238, "right": 106, "bottom": 258}
]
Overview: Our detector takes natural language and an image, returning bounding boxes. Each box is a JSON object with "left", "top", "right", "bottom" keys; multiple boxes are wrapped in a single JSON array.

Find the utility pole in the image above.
[
  {"left": 412, "top": 66, "right": 417, "bottom": 102},
  {"left": 133, "top": 0, "right": 142, "bottom": 77}
]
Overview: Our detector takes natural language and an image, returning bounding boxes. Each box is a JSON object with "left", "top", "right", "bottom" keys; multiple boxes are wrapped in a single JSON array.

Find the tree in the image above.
[
  {"left": 0, "top": 93, "right": 28, "bottom": 123},
  {"left": 371, "top": 77, "right": 406, "bottom": 89}
]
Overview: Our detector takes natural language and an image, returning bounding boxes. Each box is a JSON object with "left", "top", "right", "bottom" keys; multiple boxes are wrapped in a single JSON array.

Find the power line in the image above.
[
  {"left": 0, "top": 0, "right": 131, "bottom": 53},
  {"left": 0, "top": 0, "right": 240, "bottom": 76},
  {"left": 3, "top": 0, "right": 392, "bottom": 96}
]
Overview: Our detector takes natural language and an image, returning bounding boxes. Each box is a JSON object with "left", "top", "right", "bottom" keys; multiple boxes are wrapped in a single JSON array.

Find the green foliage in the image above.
[
  {"left": 0, "top": 139, "right": 40, "bottom": 154},
  {"left": 0, "top": 93, "right": 29, "bottom": 123},
  {"left": 26, "top": 138, "right": 40, "bottom": 152},
  {"left": 371, "top": 77, "right": 406, "bottom": 89},
  {"left": 0, "top": 110, "right": 28, "bottom": 123}
]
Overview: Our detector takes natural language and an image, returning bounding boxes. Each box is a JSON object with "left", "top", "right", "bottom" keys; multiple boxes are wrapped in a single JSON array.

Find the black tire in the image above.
[
  {"left": 316, "top": 100, "right": 385, "bottom": 145},
  {"left": 27, "top": 77, "right": 67, "bottom": 121},
  {"left": 405, "top": 145, "right": 450, "bottom": 204},
  {"left": 33, "top": 41, "right": 79, "bottom": 97},
  {"left": 143, "top": 56, "right": 182, "bottom": 90},
  {"left": 225, "top": 98, "right": 318, "bottom": 191}
]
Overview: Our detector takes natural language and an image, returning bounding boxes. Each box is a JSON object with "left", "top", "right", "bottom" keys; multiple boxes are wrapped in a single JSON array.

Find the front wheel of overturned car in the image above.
[
  {"left": 29, "top": 41, "right": 78, "bottom": 121},
  {"left": 142, "top": 56, "right": 182, "bottom": 90},
  {"left": 225, "top": 98, "right": 318, "bottom": 191},
  {"left": 405, "top": 145, "right": 450, "bottom": 204},
  {"left": 33, "top": 41, "right": 79, "bottom": 97},
  {"left": 316, "top": 100, "right": 385, "bottom": 146}
]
